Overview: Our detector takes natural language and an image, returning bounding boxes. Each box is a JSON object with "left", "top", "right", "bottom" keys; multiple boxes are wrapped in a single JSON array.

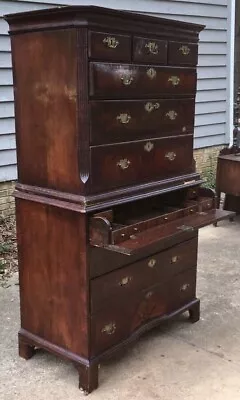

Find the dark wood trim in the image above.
[
  {"left": 19, "top": 329, "right": 90, "bottom": 366},
  {"left": 15, "top": 173, "right": 203, "bottom": 213},
  {"left": 4, "top": 6, "right": 204, "bottom": 38},
  {"left": 77, "top": 28, "right": 90, "bottom": 189}
]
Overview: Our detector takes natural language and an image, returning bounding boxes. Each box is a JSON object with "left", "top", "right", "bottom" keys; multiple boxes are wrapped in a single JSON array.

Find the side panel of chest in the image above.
[{"left": 11, "top": 29, "right": 82, "bottom": 193}]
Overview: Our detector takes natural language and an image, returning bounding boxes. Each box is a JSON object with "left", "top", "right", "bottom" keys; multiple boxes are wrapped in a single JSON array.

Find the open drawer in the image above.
[{"left": 89, "top": 187, "right": 235, "bottom": 256}]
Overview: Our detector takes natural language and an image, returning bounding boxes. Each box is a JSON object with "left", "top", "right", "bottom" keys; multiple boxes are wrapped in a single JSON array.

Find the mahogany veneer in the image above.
[{"left": 4, "top": 5, "right": 235, "bottom": 394}]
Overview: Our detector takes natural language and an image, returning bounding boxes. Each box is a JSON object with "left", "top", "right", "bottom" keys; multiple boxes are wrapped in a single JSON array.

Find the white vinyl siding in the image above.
[{"left": 0, "top": 0, "right": 231, "bottom": 181}]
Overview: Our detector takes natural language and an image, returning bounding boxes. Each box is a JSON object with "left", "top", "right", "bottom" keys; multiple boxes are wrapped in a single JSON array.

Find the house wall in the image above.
[{"left": 0, "top": 0, "right": 233, "bottom": 215}]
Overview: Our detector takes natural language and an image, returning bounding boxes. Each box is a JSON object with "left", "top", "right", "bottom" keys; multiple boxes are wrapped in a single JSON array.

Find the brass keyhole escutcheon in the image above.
[
  {"left": 145, "top": 41, "right": 158, "bottom": 55},
  {"left": 147, "top": 67, "right": 157, "bottom": 79},
  {"left": 168, "top": 76, "right": 180, "bottom": 86},
  {"left": 165, "top": 151, "right": 176, "bottom": 161},
  {"left": 119, "top": 276, "right": 132, "bottom": 286},
  {"left": 166, "top": 110, "right": 178, "bottom": 120},
  {"left": 179, "top": 45, "right": 190, "bottom": 55},
  {"left": 116, "top": 113, "right": 131, "bottom": 124},
  {"left": 121, "top": 75, "right": 134, "bottom": 86},
  {"left": 148, "top": 259, "right": 156, "bottom": 268},
  {"left": 103, "top": 36, "right": 119, "bottom": 49},
  {"left": 144, "top": 141, "right": 154, "bottom": 152},
  {"left": 101, "top": 322, "right": 116, "bottom": 335},
  {"left": 145, "top": 291, "right": 153, "bottom": 299},
  {"left": 145, "top": 102, "right": 160, "bottom": 113},
  {"left": 180, "top": 283, "right": 190, "bottom": 292},
  {"left": 117, "top": 158, "right": 131, "bottom": 170}
]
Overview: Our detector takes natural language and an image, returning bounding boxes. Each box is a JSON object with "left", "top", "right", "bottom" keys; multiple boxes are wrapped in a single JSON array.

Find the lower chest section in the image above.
[{"left": 89, "top": 236, "right": 197, "bottom": 357}]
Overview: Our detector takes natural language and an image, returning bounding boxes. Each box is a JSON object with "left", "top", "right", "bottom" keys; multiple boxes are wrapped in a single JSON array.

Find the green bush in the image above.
[{"left": 201, "top": 155, "right": 217, "bottom": 190}]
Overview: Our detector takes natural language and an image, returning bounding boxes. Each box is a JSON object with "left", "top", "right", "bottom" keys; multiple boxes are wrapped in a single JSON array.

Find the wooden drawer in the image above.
[
  {"left": 90, "top": 98, "right": 195, "bottom": 145},
  {"left": 89, "top": 63, "right": 197, "bottom": 98},
  {"left": 90, "top": 267, "right": 196, "bottom": 356},
  {"left": 90, "top": 237, "right": 198, "bottom": 313},
  {"left": 90, "top": 135, "right": 193, "bottom": 191},
  {"left": 133, "top": 36, "right": 167, "bottom": 64},
  {"left": 88, "top": 31, "right": 131, "bottom": 61},
  {"left": 168, "top": 42, "right": 198, "bottom": 66}
]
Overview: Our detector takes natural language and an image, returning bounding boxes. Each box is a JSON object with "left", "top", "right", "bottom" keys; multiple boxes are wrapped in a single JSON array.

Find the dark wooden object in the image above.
[
  {"left": 216, "top": 89, "right": 240, "bottom": 215},
  {"left": 4, "top": 6, "right": 235, "bottom": 394},
  {"left": 216, "top": 153, "right": 240, "bottom": 214}
]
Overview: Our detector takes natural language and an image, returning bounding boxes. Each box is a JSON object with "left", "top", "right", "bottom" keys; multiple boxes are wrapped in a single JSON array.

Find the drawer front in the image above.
[
  {"left": 168, "top": 42, "right": 198, "bottom": 66},
  {"left": 133, "top": 36, "right": 167, "bottom": 64},
  {"left": 91, "top": 286, "right": 167, "bottom": 356},
  {"left": 91, "top": 237, "right": 198, "bottom": 314},
  {"left": 90, "top": 267, "right": 196, "bottom": 356},
  {"left": 88, "top": 31, "right": 131, "bottom": 61},
  {"left": 90, "top": 63, "right": 197, "bottom": 98},
  {"left": 90, "top": 98, "right": 195, "bottom": 145},
  {"left": 90, "top": 135, "right": 193, "bottom": 191}
]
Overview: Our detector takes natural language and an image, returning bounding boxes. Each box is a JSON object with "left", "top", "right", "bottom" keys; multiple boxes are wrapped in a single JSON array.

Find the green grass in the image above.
[{"left": 0, "top": 243, "right": 11, "bottom": 255}]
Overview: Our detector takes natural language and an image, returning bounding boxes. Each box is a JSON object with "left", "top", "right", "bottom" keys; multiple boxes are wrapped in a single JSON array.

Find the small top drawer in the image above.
[
  {"left": 133, "top": 36, "right": 167, "bottom": 64},
  {"left": 168, "top": 42, "right": 198, "bottom": 66},
  {"left": 88, "top": 31, "right": 131, "bottom": 61}
]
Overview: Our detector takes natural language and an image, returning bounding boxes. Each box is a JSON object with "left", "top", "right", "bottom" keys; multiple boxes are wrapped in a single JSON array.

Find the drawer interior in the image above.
[
  {"left": 89, "top": 186, "right": 235, "bottom": 255},
  {"left": 90, "top": 188, "right": 212, "bottom": 243}
]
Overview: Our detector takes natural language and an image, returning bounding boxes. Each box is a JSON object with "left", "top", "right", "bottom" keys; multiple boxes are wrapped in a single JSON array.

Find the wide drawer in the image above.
[
  {"left": 91, "top": 237, "right": 198, "bottom": 314},
  {"left": 90, "top": 98, "right": 195, "bottom": 145},
  {"left": 89, "top": 63, "right": 197, "bottom": 98},
  {"left": 133, "top": 36, "right": 167, "bottom": 64},
  {"left": 88, "top": 31, "right": 131, "bottom": 61},
  {"left": 168, "top": 41, "right": 198, "bottom": 66},
  {"left": 90, "top": 267, "right": 196, "bottom": 356},
  {"left": 90, "top": 135, "right": 193, "bottom": 191}
]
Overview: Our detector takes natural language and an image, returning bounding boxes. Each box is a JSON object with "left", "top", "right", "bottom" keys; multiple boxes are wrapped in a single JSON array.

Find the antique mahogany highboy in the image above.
[{"left": 5, "top": 6, "right": 234, "bottom": 394}]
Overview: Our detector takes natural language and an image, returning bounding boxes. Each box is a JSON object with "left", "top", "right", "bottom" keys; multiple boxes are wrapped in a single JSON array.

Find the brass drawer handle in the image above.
[
  {"left": 147, "top": 67, "right": 157, "bottom": 79},
  {"left": 116, "top": 113, "right": 131, "bottom": 124},
  {"left": 121, "top": 75, "right": 134, "bottom": 86},
  {"left": 166, "top": 110, "right": 178, "bottom": 120},
  {"left": 144, "top": 141, "right": 154, "bottom": 152},
  {"left": 180, "top": 283, "right": 190, "bottom": 292},
  {"left": 148, "top": 258, "right": 156, "bottom": 268},
  {"left": 101, "top": 322, "right": 116, "bottom": 335},
  {"left": 145, "top": 102, "right": 160, "bottom": 113},
  {"left": 119, "top": 276, "right": 132, "bottom": 286},
  {"left": 168, "top": 76, "right": 180, "bottom": 86},
  {"left": 117, "top": 158, "right": 131, "bottom": 170},
  {"left": 165, "top": 151, "right": 176, "bottom": 161},
  {"left": 103, "top": 36, "right": 119, "bottom": 49},
  {"left": 171, "top": 256, "right": 179, "bottom": 264},
  {"left": 145, "top": 41, "right": 158, "bottom": 55},
  {"left": 179, "top": 45, "right": 190, "bottom": 55}
]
